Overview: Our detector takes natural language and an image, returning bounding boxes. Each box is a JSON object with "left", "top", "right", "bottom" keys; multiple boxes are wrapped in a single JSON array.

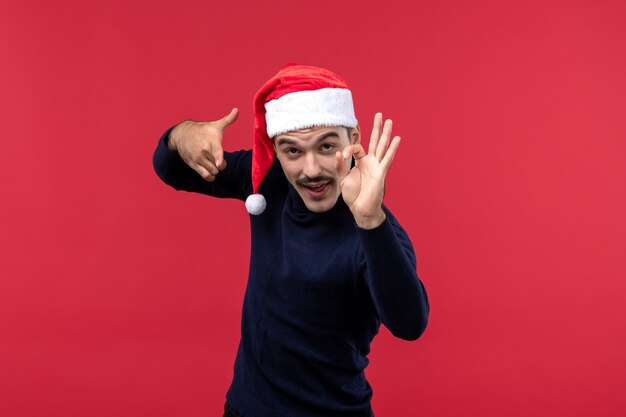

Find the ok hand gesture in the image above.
[
  {"left": 336, "top": 113, "right": 401, "bottom": 229},
  {"left": 168, "top": 108, "right": 239, "bottom": 182}
]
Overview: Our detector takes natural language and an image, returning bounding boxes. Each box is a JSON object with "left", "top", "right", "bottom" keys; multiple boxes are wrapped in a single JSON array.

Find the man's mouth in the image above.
[{"left": 299, "top": 180, "right": 332, "bottom": 198}]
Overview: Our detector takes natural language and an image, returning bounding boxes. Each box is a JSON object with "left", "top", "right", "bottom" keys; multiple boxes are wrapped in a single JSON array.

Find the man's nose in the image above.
[{"left": 302, "top": 153, "right": 321, "bottom": 178}]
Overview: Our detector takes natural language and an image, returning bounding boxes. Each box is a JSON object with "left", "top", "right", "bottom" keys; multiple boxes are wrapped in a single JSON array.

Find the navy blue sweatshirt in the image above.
[{"left": 153, "top": 128, "right": 429, "bottom": 417}]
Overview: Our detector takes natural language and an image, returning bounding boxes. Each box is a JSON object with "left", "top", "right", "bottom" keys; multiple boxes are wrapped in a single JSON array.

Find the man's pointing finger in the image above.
[{"left": 212, "top": 142, "right": 225, "bottom": 170}]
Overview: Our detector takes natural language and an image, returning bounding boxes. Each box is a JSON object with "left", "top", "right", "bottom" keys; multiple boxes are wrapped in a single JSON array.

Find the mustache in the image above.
[{"left": 296, "top": 175, "right": 335, "bottom": 186}]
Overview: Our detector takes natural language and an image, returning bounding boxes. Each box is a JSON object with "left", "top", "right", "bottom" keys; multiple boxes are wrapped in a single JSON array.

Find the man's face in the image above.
[{"left": 274, "top": 126, "right": 360, "bottom": 213}]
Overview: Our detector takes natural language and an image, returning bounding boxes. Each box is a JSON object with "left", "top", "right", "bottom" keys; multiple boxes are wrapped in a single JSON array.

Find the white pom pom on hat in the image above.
[
  {"left": 245, "top": 194, "right": 267, "bottom": 216},
  {"left": 246, "top": 63, "right": 357, "bottom": 215}
]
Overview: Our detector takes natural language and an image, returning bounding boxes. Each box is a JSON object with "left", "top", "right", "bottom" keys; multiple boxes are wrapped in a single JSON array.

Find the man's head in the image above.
[
  {"left": 245, "top": 64, "right": 358, "bottom": 215},
  {"left": 273, "top": 125, "right": 360, "bottom": 213}
]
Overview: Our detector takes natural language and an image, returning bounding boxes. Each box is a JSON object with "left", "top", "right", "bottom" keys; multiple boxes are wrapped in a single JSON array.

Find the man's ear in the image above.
[{"left": 351, "top": 125, "right": 361, "bottom": 145}]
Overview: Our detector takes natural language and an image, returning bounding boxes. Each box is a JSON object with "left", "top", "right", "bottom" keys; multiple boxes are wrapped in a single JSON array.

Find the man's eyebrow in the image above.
[
  {"left": 275, "top": 132, "right": 341, "bottom": 147},
  {"left": 313, "top": 132, "right": 340, "bottom": 144},
  {"left": 275, "top": 138, "right": 297, "bottom": 146}
]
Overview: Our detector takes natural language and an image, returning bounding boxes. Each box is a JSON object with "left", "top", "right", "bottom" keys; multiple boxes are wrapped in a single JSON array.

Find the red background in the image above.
[{"left": 1, "top": 0, "right": 625, "bottom": 416}]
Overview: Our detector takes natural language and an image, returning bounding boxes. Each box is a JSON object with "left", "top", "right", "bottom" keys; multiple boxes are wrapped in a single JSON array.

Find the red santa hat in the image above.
[{"left": 245, "top": 63, "right": 358, "bottom": 215}]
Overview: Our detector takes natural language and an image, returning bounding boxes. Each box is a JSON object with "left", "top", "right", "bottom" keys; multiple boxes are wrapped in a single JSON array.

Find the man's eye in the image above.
[
  {"left": 320, "top": 143, "right": 335, "bottom": 151},
  {"left": 285, "top": 148, "right": 300, "bottom": 155}
]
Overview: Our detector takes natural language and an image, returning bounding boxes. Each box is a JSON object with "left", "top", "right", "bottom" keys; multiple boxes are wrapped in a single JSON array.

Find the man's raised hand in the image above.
[
  {"left": 167, "top": 108, "right": 239, "bottom": 182},
  {"left": 336, "top": 113, "right": 401, "bottom": 229}
]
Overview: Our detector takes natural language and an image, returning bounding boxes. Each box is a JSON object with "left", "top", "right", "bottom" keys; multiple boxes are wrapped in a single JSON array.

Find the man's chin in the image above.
[{"left": 300, "top": 193, "right": 341, "bottom": 213}]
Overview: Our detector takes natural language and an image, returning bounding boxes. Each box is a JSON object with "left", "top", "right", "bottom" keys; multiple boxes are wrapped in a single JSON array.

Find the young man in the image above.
[{"left": 153, "top": 64, "right": 429, "bottom": 417}]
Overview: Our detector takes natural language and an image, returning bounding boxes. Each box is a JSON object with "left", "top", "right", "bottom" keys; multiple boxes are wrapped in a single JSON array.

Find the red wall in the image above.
[{"left": 1, "top": 0, "right": 625, "bottom": 416}]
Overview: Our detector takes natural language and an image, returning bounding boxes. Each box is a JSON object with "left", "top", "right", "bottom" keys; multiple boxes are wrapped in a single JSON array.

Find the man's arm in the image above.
[
  {"left": 337, "top": 113, "right": 429, "bottom": 340},
  {"left": 153, "top": 109, "right": 252, "bottom": 200},
  {"left": 357, "top": 210, "right": 429, "bottom": 341}
]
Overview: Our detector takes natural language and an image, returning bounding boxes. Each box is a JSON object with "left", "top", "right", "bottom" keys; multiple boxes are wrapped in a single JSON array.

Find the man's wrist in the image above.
[
  {"left": 354, "top": 209, "right": 386, "bottom": 230},
  {"left": 167, "top": 120, "right": 192, "bottom": 152},
  {"left": 166, "top": 128, "right": 180, "bottom": 151}
]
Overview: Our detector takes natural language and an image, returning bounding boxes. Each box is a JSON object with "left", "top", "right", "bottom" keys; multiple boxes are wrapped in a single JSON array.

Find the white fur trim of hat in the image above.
[{"left": 265, "top": 88, "right": 358, "bottom": 138}]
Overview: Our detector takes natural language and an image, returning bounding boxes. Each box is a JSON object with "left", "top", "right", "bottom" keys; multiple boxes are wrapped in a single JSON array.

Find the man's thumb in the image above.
[{"left": 219, "top": 107, "right": 239, "bottom": 130}]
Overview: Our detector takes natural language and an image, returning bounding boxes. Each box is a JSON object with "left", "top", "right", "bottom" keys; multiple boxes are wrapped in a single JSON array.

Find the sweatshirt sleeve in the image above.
[
  {"left": 357, "top": 208, "right": 429, "bottom": 341},
  {"left": 152, "top": 126, "right": 252, "bottom": 200}
]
